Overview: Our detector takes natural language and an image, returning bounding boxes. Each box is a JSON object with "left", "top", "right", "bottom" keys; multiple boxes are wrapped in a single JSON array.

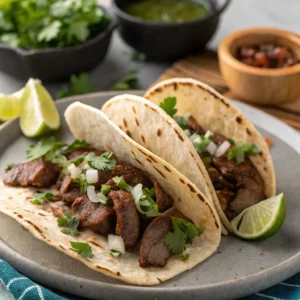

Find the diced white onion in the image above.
[
  {"left": 68, "top": 163, "right": 81, "bottom": 179},
  {"left": 108, "top": 234, "right": 125, "bottom": 254},
  {"left": 215, "top": 141, "right": 231, "bottom": 157},
  {"left": 206, "top": 141, "right": 217, "bottom": 155},
  {"left": 131, "top": 184, "right": 144, "bottom": 214},
  {"left": 189, "top": 133, "right": 201, "bottom": 144},
  {"left": 183, "top": 129, "right": 192, "bottom": 137},
  {"left": 87, "top": 186, "right": 100, "bottom": 203},
  {"left": 204, "top": 130, "right": 214, "bottom": 139},
  {"left": 86, "top": 169, "right": 98, "bottom": 184}
]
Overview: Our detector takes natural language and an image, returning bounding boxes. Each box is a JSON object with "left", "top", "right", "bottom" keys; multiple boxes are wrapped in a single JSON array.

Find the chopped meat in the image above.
[
  {"left": 95, "top": 164, "right": 152, "bottom": 189},
  {"left": 109, "top": 190, "right": 140, "bottom": 248},
  {"left": 65, "top": 147, "right": 104, "bottom": 160},
  {"left": 212, "top": 154, "right": 265, "bottom": 220},
  {"left": 151, "top": 177, "right": 173, "bottom": 212},
  {"left": 3, "top": 159, "right": 60, "bottom": 188},
  {"left": 139, "top": 207, "right": 188, "bottom": 268},
  {"left": 60, "top": 175, "right": 72, "bottom": 194},
  {"left": 206, "top": 167, "right": 235, "bottom": 191},
  {"left": 72, "top": 195, "right": 116, "bottom": 235},
  {"left": 61, "top": 188, "right": 84, "bottom": 203},
  {"left": 216, "top": 190, "right": 235, "bottom": 212},
  {"left": 188, "top": 116, "right": 205, "bottom": 134}
]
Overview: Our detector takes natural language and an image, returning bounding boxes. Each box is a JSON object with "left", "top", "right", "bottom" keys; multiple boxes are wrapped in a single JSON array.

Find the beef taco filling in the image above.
[
  {"left": 3, "top": 137, "right": 203, "bottom": 266},
  {"left": 160, "top": 99, "right": 265, "bottom": 221}
]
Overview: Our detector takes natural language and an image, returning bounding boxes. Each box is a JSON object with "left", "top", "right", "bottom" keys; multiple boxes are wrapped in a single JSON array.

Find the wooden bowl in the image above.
[{"left": 218, "top": 27, "right": 300, "bottom": 105}]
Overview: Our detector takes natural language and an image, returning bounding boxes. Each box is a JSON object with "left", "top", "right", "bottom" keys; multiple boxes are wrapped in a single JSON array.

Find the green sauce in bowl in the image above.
[{"left": 124, "top": 0, "right": 211, "bottom": 23}]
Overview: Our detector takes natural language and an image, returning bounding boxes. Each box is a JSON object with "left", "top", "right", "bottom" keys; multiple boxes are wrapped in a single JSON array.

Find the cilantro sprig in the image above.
[
  {"left": 164, "top": 217, "right": 204, "bottom": 258},
  {"left": 5, "top": 163, "right": 14, "bottom": 171},
  {"left": 112, "top": 69, "right": 139, "bottom": 91},
  {"left": 57, "top": 212, "right": 80, "bottom": 236},
  {"left": 56, "top": 73, "right": 96, "bottom": 99},
  {"left": 32, "top": 192, "right": 53, "bottom": 205},
  {"left": 159, "top": 97, "right": 177, "bottom": 118},
  {"left": 70, "top": 242, "right": 93, "bottom": 259},
  {"left": 227, "top": 144, "right": 260, "bottom": 163}
]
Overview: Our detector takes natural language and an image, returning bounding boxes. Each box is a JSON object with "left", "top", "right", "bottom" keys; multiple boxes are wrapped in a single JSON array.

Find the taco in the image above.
[
  {"left": 102, "top": 78, "right": 276, "bottom": 233},
  {"left": 0, "top": 101, "right": 220, "bottom": 286}
]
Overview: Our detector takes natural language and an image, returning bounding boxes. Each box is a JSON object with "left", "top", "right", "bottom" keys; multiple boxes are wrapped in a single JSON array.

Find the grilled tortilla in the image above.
[
  {"left": 102, "top": 78, "right": 276, "bottom": 233},
  {"left": 0, "top": 101, "right": 221, "bottom": 286}
]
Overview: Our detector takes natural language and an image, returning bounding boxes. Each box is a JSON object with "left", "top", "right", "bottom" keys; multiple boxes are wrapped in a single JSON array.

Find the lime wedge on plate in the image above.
[
  {"left": 231, "top": 193, "right": 286, "bottom": 240},
  {"left": 0, "top": 88, "right": 24, "bottom": 121},
  {"left": 20, "top": 79, "right": 60, "bottom": 137}
]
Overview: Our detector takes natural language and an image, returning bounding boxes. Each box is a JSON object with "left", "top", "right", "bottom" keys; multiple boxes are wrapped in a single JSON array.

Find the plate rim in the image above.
[{"left": 0, "top": 90, "right": 300, "bottom": 300}]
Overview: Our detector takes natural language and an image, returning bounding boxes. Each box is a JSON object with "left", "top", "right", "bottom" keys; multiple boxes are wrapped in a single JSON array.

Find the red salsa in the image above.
[{"left": 236, "top": 44, "right": 299, "bottom": 69}]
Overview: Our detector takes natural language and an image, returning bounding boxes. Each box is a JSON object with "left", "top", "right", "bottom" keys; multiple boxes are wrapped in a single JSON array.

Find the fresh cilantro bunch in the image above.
[
  {"left": 227, "top": 143, "right": 260, "bottom": 163},
  {"left": 0, "top": 0, "right": 110, "bottom": 50}
]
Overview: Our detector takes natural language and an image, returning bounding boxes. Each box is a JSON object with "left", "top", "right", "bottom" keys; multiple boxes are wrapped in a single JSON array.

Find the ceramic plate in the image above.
[{"left": 0, "top": 91, "right": 300, "bottom": 300}]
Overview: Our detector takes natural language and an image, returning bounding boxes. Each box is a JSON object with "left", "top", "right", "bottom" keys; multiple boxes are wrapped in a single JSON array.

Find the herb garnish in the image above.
[
  {"left": 96, "top": 184, "right": 113, "bottom": 205},
  {"left": 189, "top": 133, "right": 211, "bottom": 154},
  {"left": 110, "top": 250, "right": 122, "bottom": 257},
  {"left": 227, "top": 144, "right": 260, "bottom": 163},
  {"left": 164, "top": 217, "right": 203, "bottom": 258},
  {"left": 202, "top": 157, "right": 212, "bottom": 163},
  {"left": 32, "top": 192, "right": 53, "bottom": 205},
  {"left": 73, "top": 174, "right": 88, "bottom": 193},
  {"left": 0, "top": 0, "right": 110, "bottom": 50},
  {"left": 159, "top": 97, "right": 177, "bottom": 118},
  {"left": 112, "top": 69, "right": 139, "bottom": 91},
  {"left": 173, "top": 116, "right": 189, "bottom": 130},
  {"left": 180, "top": 250, "right": 190, "bottom": 262},
  {"left": 112, "top": 176, "right": 132, "bottom": 192},
  {"left": 70, "top": 242, "right": 94, "bottom": 259},
  {"left": 227, "top": 138, "right": 235, "bottom": 145},
  {"left": 56, "top": 73, "right": 96, "bottom": 99},
  {"left": 5, "top": 163, "right": 14, "bottom": 171},
  {"left": 57, "top": 212, "right": 80, "bottom": 236}
]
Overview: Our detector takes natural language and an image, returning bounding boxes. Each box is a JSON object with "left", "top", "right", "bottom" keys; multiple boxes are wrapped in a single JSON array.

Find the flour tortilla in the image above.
[
  {"left": 0, "top": 101, "right": 221, "bottom": 286},
  {"left": 102, "top": 78, "right": 276, "bottom": 232}
]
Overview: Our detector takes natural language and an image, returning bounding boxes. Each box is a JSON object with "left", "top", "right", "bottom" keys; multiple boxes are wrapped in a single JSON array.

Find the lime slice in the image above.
[
  {"left": 231, "top": 193, "right": 286, "bottom": 240},
  {"left": 20, "top": 79, "right": 60, "bottom": 137},
  {"left": 0, "top": 88, "right": 24, "bottom": 121}
]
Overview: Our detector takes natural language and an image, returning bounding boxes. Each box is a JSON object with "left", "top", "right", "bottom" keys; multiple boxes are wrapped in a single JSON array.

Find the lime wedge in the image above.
[
  {"left": 20, "top": 79, "right": 60, "bottom": 137},
  {"left": 231, "top": 193, "right": 286, "bottom": 240},
  {"left": 0, "top": 88, "right": 24, "bottom": 121}
]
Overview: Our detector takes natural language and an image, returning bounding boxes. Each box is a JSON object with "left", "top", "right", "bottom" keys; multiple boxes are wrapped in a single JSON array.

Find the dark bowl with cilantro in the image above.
[
  {"left": 0, "top": 1, "right": 117, "bottom": 81},
  {"left": 113, "top": 0, "right": 230, "bottom": 61}
]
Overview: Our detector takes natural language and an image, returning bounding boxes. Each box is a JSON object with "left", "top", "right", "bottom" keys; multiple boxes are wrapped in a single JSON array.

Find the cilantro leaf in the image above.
[
  {"left": 202, "top": 156, "right": 212, "bottom": 163},
  {"left": 37, "top": 20, "right": 62, "bottom": 43},
  {"left": 159, "top": 97, "right": 177, "bottom": 118},
  {"left": 73, "top": 174, "right": 88, "bottom": 193},
  {"left": 164, "top": 217, "right": 204, "bottom": 257},
  {"left": 227, "top": 144, "right": 260, "bottom": 163},
  {"left": 110, "top": 250, "right": 122, "bottom": 257},
  {"left": 189, "top": 133, "right": 211, "bottom": 154},
  {"left": 112, "top": 69, "right": 139, "bottom": 91},
  {"left": 5, "top": 163, "right": 14, "bottom": 171},
  {"left": 89, "top": 152, "right": 116, "bottom": 171},
  {"left": 26, "top": 137, "right": 62, "bottom": 161},
  {"left": 32, "top": 192, "right": 53, "bottom": 205},
  {"left": 70, "top": 242, "right": 93, "bottom": 259},
  {"left": 60, "top": 140, "right": 90, "bottom": 154},
  {"left": 60, "top": 216, "right": 80, "bottom": 236},
  {"left": 180, "top": 251, "right": 190, "bottom": 261},
  {"left": 173, "top": 116, "right": 189, "bottom": 129},
  {"left": 68, "top": 21, "right": 89, "bottom": 43},
  {"left": 227, "top": 138, "right": 235, "bottom": 145},
  {"left": 56, "top": 73, "right": 96, "bottom": 99}
]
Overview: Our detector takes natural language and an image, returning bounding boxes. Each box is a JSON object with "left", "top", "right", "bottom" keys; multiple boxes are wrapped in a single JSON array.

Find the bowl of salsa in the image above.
[{"left": 113, "top": 0, "right": 230, "bottom": 60}]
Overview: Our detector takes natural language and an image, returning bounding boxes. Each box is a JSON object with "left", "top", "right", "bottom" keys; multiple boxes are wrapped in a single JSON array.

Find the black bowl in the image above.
[
  {"left": 113, "top": 0, "right": 230, "bottom": 61},
  {"left": 0, "top": 7, "right": 117, "bottom": 81}
]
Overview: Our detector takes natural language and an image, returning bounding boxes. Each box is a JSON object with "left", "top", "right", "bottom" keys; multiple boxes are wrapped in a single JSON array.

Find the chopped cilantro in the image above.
[
  {"left": 32, "top": 192, "right": 53, "bottom": 205},
  {"left": 112, "top": 176, "right": 132, "bottom": 192},
  {"left": 70, "top": 242, "right": 93, "bottom": 259},
  {"left": 56, "top": 74, "right": 96, "bottom": 99},
  {"left": 0, "top": 0, "right": 110, "bottom": 50},
  {"left": 26, "top": 137, "right": 63, "bottom": 161},
  {"left": 180, "top": 251, "right": 190, "bottom": 262},
  {"left": 173, "top": 116, "right": 189, "bottom": 130},
  {"left": 5, "top": 163, "right": 14, "bottom": 171},
  {"left": 60, "top": 140, "right": 90, "bottom": 154},
  {"left": 159, "top": 97, "right": 177, "bottom": 118},
  {"left": 112, "top": 69, "right": 139, "bottom": 91},
  {"left": 227, "top": 144, "right": 260, "bottom": 163},
  {"left": 88, "top": 152, "right": 116, "bottom": 171},
  {"left": 227, "top": 138, "right": 235, "bottom": 145},
  {"left": 164, "top": 217, "right": 204, "bottom": 257},
  {"left": 110, "top": 250, "right": 122, "bottom": 257},
  {"left": 202, "top": 157, "right": 212, "bottom": 163},
  {"left": 73, "top": 174, "right": 88, "bottom": 193},
  {"left": 57, "top": 211, "right": 80, "bottom": 236},
  {"left": 189, "top": 133, "right": 211, "bottom": 154}
]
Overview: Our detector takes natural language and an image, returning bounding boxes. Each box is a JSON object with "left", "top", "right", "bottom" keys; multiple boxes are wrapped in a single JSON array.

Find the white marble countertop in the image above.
[{"left": 0, "top": 0, "right": 299, "bottom": 95}]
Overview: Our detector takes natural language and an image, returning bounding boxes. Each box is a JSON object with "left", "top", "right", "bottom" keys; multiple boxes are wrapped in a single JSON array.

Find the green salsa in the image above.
[{"left": 124, "top": 0, "right": 210, "bottom": 23}]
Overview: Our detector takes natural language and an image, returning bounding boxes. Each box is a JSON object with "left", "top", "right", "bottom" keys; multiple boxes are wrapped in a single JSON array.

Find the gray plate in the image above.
[{"left": 1, "top": 91, "right": 300, "bottom": 300}]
